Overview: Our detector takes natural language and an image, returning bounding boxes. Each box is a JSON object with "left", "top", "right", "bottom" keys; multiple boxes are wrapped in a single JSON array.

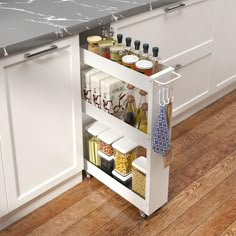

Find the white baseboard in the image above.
[{"left": 0, "top": 172, "right": 83, "bottom": 231}]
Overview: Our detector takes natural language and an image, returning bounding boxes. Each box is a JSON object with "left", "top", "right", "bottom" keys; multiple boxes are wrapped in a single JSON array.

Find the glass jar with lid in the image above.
[
  {"left": 135, "top": 60, "right": 153, "bottom": 76},
  {"left": 98, "top": 40, "right": 114, "bottom": 59},
  {"left": 87, "top": 36, "right": 102, "bottom": 54},
  {"left": 122, "top": 55, "right": 139, "bottom": 70}
]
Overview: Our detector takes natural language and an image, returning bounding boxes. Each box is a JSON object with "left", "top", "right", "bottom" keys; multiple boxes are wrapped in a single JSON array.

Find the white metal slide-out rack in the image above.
[{"left": 81, "top": 48, "right": 181, "bottom": 217}]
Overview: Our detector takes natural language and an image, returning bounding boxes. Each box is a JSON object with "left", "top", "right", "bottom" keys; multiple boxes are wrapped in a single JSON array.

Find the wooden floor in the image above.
[{"left": 1, "top": 90, "right": 236, "bottom": 236}]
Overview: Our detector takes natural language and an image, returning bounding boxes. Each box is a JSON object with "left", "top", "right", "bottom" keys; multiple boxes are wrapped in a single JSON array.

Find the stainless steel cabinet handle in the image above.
[
  {"left": 165, "top": 3, "right": 186, "bottom": 12},
  {"left": 175, "top": 64, "right": 183, "bottom": 70},
  {"left": 24, "top": 45, "right": 58, "bottom": 59}
]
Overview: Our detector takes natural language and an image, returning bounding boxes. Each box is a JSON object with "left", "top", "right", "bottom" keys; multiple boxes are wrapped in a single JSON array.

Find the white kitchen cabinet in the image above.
[
  {"left": 0, "top": 138, "right": 8, "bottom": 217},
  {"left": 211, "top": 0, "right": 236, "bottom": 90},
  {"left": 0, "top": 36, "right": 83, "bottom": 212}
]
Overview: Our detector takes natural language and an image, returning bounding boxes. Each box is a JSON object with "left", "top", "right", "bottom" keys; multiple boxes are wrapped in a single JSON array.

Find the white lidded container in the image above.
[
  {"left": 90, "top": 72, "right": 110, "bottom": 108},
  {"left": 98, "top": 151, "right": 114, "bottom": 176},
  {"left": 100, "top": 76, "right": 126, "bottom": 115},
  {"left": 86, "top": 121, "right": 108, "bottom": 167},
  {"left": 132, "top": 156, "right": 147, "bottom": 198},
  {"left": 98, "top": 129, "right": 123, "bottom": 157},
  {"left": 112, "top": 137, "right": 138, "bottom": 176},
  {"left": 81, "top": 68, "right": 100, "bottom": 103},
  {"left": 112, "top": 170, "right": 132, "bottom": 188}
]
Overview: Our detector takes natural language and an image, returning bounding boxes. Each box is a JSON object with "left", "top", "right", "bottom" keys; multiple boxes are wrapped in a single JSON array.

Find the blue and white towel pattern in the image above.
[{"left": 152, "top": 105, "right": 170, "bottom": 156}]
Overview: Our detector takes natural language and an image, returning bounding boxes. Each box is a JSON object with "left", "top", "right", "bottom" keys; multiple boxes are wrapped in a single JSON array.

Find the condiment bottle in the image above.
[
  {"left": 122, "top": 55, "right": 139, "bottom": 70},
  {"left": 87, "top": 36, "right": 102, "bottom": 54},
  {"left": 124, "top": 84, "right": 136, "bottom": 127},
  {"left": 101, "top": 25, "right": 109, "bottom": 40},
  {"left": 136, "top": 90, "right": 147, "bottom": 128},
  {"left": 135, "top": 60, "right": 153, "bottom": 76},
  {"left": 149, "top": 47, "right": 160, "bottom": 73},
  {"left": 139, "top": 43, "right": 149, "bottom": 60},
  {"left": 138, "top": 103, "right": 148, "bottom": 133},
  {"left": 110, "top": 34, "right": 125, "bottom": 63},
  {"left": 131, "top": 40, "right": 141, "bottom": 57},
  {"left": 125, "top": 37, "right": 132, "bottom": 55},
  {"left": 116, "top": 34, "right": 125, "bottom": 47}
]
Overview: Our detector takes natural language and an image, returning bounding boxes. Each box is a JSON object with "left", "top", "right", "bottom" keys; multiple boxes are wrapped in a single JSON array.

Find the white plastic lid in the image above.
[
  {"left": 112, "top": 170, "right": 132, "bottom": 181},
  {"left": 132, "top": 156, "right": 147, "bottom": 175},
  {"left": 98, "top": 150, "right": 114, "bottom": 161},
  {"left": 87, "top": 121, "right": 108, "bottom": 136},
  {"left": 98, "top": 129, "right": 123, "bottom": 145},
  {"left": 112, "top": 137, "right": 138, "bottom": 154},
  {"left": 122, "top": 55, "right": 139, "bottom": 64},
  {"left": 135, "top": 60, "right": 153, "bottom": 70}
]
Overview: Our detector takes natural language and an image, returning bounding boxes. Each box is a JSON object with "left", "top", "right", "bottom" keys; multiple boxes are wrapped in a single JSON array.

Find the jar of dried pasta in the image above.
[
  {"left": 112, "top": 137, "right": 138, "bottom": 176},
  {"left": 132, "top": 156, "right": 146, "bottom": 198}
]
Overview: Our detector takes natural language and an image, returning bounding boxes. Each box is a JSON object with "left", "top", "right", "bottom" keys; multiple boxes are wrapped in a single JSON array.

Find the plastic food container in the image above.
[
  {"left": 98, "top": 151, "right": 114, "bottom": 176},
  {"left": 87, "top": 121, "right": 108, "bottom": 167},
  {"left": 112, "top": 137, "right": 138, "bottom": 176},
  {"left": 122, "top": 55, "right": 139, "bottom": 70},
  {"left": 132, "top": 156, "right": 147, "bottom": 198},
  {"left": 87, "top": 36, "right": 102, "bottom": 54},
  {"left": 98, "top": 129, "right": 123, "bottom": 156},
  {"left": 112, "top": 170, "right": 132, "bottom": 188},
  {"left": 135, "top": 60, "right": 153, "bottom": 76}
]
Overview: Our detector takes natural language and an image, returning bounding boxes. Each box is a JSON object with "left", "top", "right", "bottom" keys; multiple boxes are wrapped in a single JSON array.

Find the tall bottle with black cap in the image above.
[
  {"left": 110, "top": 34, "right": 125, "bottom": 63},
  {"left": 139, "top": 43, "right": 150, "bottom": 60},
  {"left": 149, "top": 47, "right": 160, "bottom": 73},
  {"left": 125, "top": 37, "right": 132, "bottom": 55},
  {"left": 131, "top": 40, "right": 141, "bottom": 57}
]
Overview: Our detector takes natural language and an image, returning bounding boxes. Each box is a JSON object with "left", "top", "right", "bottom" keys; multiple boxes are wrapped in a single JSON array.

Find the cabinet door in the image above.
[
  {"left": 163, "top": 42, "right": 213, "bottom": 116},
  {"left": 0, "top": 138, "right": 8, "bottom": 217},
  {"left": 0, "top": 36, "right": 83, "bottom": 211},
  {"left": 211, "top": 0, "right": 236, "bottom": 90},
  {"left": 111, "top": 0, "right": 213, "bottom": 60}
]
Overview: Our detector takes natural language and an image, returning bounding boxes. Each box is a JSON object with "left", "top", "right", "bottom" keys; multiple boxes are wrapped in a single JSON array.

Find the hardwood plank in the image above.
[
  {"left": 221, "top": 220, "right": 236, "bottom": 236},
  {"left": 159, "top": 171, "right": 236, "bottom": 236},
  {"left": 170, "top": 116, "right": 236, "bottom": 178},
  {"left": 172, "top": 100, "right": 236, "bottom": 156},
  {"left": 26, "top": 185, "right": 116, "bottom": 236},
  {"left": 60, "top": 194, "right": 130, "bottom": 236},
  {"left": 172, "top": 90, "right": 236, "bottom": 140},
  {"left": 125, "top": 150, "right": 236, "bottom": 236},
  {"left": 190, "top": 194, "right": 236, "bottom": 236},
  {"left": 169, "top": 131, "right": 236, "bottom": 199},
  {"left": 0, "top": 178, "right": 102, "bottom": 236},
  {"left": 93, "top": 205, "right": 142, "bottom": 236}
]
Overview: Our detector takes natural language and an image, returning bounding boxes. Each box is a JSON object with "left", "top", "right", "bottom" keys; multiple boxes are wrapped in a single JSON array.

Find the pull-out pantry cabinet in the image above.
[
  {"left": 0, "top": 36, "right": 83, "bottom": 212},
  {"left": 81, "top": 49, "right": 181, "bottom": 216}
]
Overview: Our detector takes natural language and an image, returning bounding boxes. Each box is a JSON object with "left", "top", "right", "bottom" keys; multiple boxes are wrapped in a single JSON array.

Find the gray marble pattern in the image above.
[{"left": 0, "top": 0, "right": 181, "bottom": 58}]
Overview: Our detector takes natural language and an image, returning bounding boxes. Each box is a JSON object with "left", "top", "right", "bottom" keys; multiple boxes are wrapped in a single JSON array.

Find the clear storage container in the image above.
[
  {"left": 98, "top": 151, "right": 114, "bottom": 176},
  {"left": 112, "top": 137, "right": 138, "bottom": 176},
  {"left": 87, "top": 121, "right": 108, "bottom": 167},
  {"left": 112, "top": 170, "right": 132, "bottom": 188},
  {"left": 132, "top": 156, "right": 146, "bottom": 198}
]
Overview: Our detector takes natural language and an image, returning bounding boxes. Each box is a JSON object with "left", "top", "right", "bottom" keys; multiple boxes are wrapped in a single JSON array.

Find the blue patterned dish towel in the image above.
[{"left": 152, "top": 105, "right": 171, "bottom": 156}]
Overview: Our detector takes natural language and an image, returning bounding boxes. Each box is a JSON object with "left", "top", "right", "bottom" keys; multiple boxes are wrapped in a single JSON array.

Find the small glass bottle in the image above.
[
  {"left": 110, "top": 34, "right": 125, "bottom": 62},
  {"left": 139, "top": 103, "right": 148, "bottom": 134},
  {"left": 149, "top": 47, "right": 160, "bottom": 73},
  {"left": 125, "top": 37, "right": 132, "bottom": 55},
  {"left": 139, "top": 43, "right": 149, "bottom": 60},
  {"left": 131, "top": 40, "right": 141, "bottom": 57},
  {"left": 136, "top": 90, "right": 147, "bottom": 128},
  {"left": 101, "top": 25, "right": 109, "bottom": 40},
  {"left": 123, "top": 84, "right": 136, "bottom": 127}
]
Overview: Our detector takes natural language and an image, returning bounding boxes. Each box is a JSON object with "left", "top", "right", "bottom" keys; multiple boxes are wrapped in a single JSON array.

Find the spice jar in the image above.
[
  {"left": 135, "top": 60, "right": 153, "bottom": 76},
  {"left": 98, "top": 129, "right": 123, "bottom": 156},
  {"left": 112, "top": 137, "right": 138, "bottom": 176},
  {"left": 87, "top": 121, "right": 108, "bottom": 167},
  {"left": 112, "top": 170, "right": 132, "bottom": 188},
  {"left": 132, "top": 156, "right": 146, "bottom": 198},
  {"left": 98, "top": 40, "right": 114, "bottom": 59},
  {"left": 122, "top": 55, "right": 139, "bottom": 70},
  {"left": 87, "top": 36, "right": 102, "bottom": 54}
]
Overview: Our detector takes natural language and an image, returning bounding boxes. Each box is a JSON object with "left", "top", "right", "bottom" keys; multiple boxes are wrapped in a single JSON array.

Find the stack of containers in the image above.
[
  {"left": 97, "top": 129, "right": 123, "bottom": 175},
  {"left": 112, "top": 137, "right": 138, "bottom": 187},
  {"left": 87, "top": 121, "right": 108, "bottom": 167},
  {"left": 81, "top": 68, "right": 100, "bottom": 103},
  {"left": 132, "top": 156, "right": 147, "bottom": 198}
]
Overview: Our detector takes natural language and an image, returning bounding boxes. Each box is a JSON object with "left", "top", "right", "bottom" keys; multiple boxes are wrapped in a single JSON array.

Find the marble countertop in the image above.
[{"left": 0, "top": 0, "right": 181, "bottom": 58}]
